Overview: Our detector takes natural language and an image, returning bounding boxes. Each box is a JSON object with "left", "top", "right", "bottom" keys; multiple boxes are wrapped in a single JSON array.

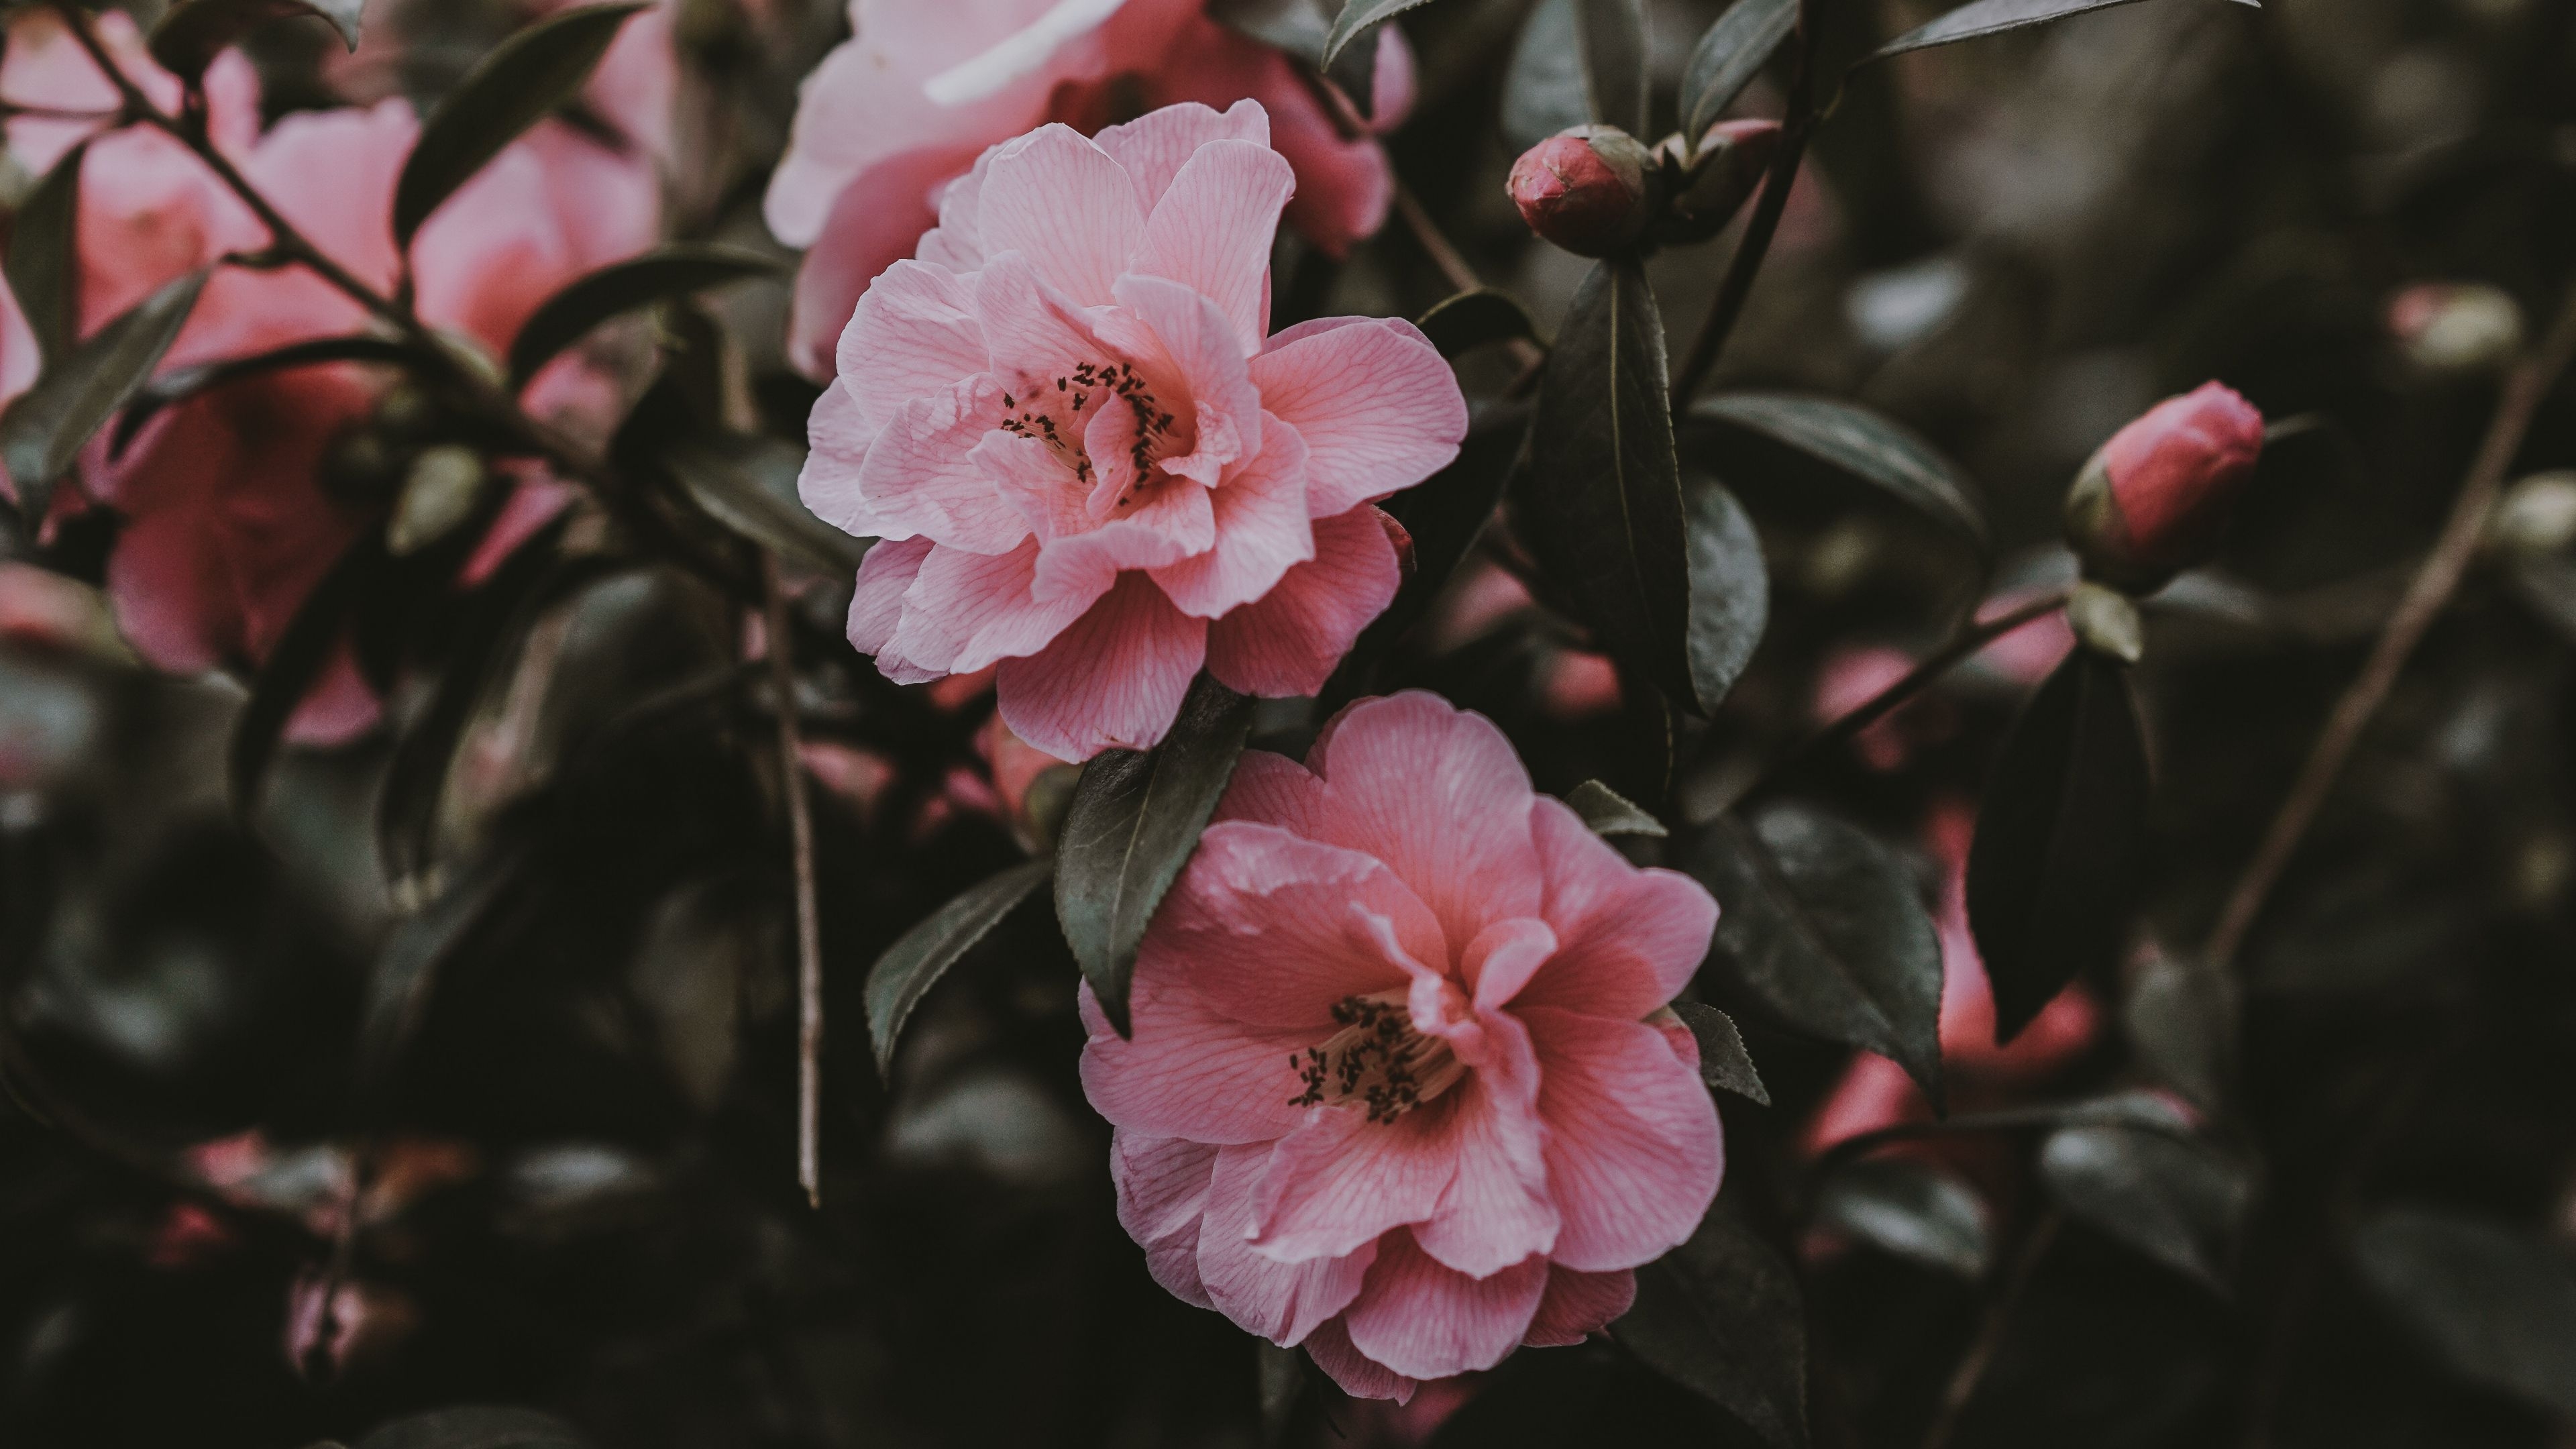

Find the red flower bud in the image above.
[
  {"left": 1507, "top": 125, "right": 1654, "bottom": 258},
  {"left": 2063, "top": 382, "right": 2265, "bottom": 592}
]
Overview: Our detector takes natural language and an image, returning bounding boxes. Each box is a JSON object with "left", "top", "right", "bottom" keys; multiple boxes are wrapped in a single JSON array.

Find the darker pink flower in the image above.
[
  {"left": 1079, "top": 692, "right": 1725, "bottom": 1399},
  {"left": 764, "top": 0, "right": 1413, "bottom": 376},
  {"left": 808, "top": 101, "right": 1467, "bottom": 761},
  {"left": 2063, "top": 381, "right": 2265, "bottom": 592}
]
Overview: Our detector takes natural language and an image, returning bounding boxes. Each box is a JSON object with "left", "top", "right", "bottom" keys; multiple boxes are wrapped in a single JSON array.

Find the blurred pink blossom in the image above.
[
  {"left": 765, "top": 0, "right": 1413, "bottom": 377},
  {"left": 1080, "top": 693, "right": 1723, "bottom": 1397},
  {"left": 810, "top": 102, "right": 1464, "bottom": 760}
]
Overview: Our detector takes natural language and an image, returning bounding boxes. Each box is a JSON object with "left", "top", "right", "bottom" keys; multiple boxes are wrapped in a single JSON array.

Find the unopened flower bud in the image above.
[
  {"left": 2490, "top": 471, "right": 2576, "bottom": 555},
  {"left": 1508, "top": 125, "right": 1656, "bottom": 258},
  {"left": 387, "top": 444, "right": 488, "bottom": 556},
  {"left": 2388, "top": 282, "right": 2523, "bottom": 375},
  {"left": 2064, "top": 382, "right": 2266, "bottom": 592},
  {"left": 1658, "top": 118, "right": 1782, "bottom": 244}
]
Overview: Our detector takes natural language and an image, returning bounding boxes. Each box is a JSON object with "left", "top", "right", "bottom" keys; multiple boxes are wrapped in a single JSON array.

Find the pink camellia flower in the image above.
[
  {"left": 1506, "top": 126, "right": 1654, "bottom": 258},
  {"left": 765, "top": 0, "right": 1414, "bottom": 377},
  {"left": 808, "top": 101, "right": 1468, "bottom": 761},
  {"left": 2, "top": 12, "right": 661, "bottom": 740},
  {"left": 1079, "top": 692, "right": 1725, "bottom": 1399},
  {"left": 2062, "top": 381, "right": 2265, "bottom": 592}
]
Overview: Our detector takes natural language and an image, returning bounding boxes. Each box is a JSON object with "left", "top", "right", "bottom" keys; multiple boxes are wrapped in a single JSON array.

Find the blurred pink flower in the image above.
[
  {"left": 812, "top": 102, "right": 1464, "bottom": 761},
  {"left": 1080, "top": 692, "right": 1724, "bottom": 1399},
  {"left": 3, "top": 15, "right": 658, "bottom": 741},
  {"left": 2064, "top": 381, "right": 2265, "bottom": 592},
  {"left": 765, "top": 0, "right": 1413, "bottom": 377}
]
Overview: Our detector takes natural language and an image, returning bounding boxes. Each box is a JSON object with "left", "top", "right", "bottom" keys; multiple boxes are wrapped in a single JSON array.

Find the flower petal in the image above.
[
  {"left": 1513, "top": 798, "right": 1718, "bottom": 1021},
  {"left": 1149, "top": 414, "right": 1313, "bottom": 619},
  {"left": 1248, "top": 317, "right": 1465, "bottom": 517},
  {"left": 1250, "top": 1092, "right": 1468, "bottom": 1265},
  {"left": 1410, "top": 1010, "right": 1558, "bottom": 1279},
  {"left": 1521, "top": 1265, "right": 1635, "bottom": 1348},
  {"left": 1079, "top": 974, "right": 1316, "bottom": 1146},
  {"left": 996, "top": 570, "right": 1208, "bottom": 759},
  {"left": 1203, "top": 504, "right": 1401, "bottom": 698},
  {"left": 1094, "top": 99, "right": 1271, "bottom": 215},
  {"left": 1113, "top": 1129, "right": 1218, "bottom": 1309},
  {"left": 1340, "top": 1232, "right": 1548, "bottom": 1381},
  {"left": 1301, "top": 1316, "right": 1417, "bottom": 1404},
  {"left": 846, "top": 535, "right": 931, "bottom": 659},
  {"left": 1199, "top": 1142, "right": 1375, "bottom": 1346},
  {"left": 972, "top": 124, "right": 1147, "bottom": 307},
  {"left": 1131, "top": 138, "right": 1293, "bottom": 356},
  {"left": 1521, "top": 1006, "right": 1724, "bottom": 1273},
  {"left": 885, "top": 537, "right": 1095, "bottom": 678},
  {"left": 837, "top": 258, "right": 988, "bottom": 436},
  {"left": 854, "top": 374, "right": 1029, "bottom": 552}
]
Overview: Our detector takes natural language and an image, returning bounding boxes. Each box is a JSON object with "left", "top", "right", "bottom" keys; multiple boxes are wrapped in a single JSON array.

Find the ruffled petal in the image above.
[
  {"left": 1521, "top": 1265, "right": 1635, "bottom": 1348},
  {"left": 1093, "top": 98, "right": 1271, "bottom": 216},
  {"left": 1148, "top": 414, "right": 1311, "bottom": 619},
  {"left": 995, "top": 570, "right": 1207, "bottom": 759},
  {"left": 1198, "top": 1142, "right": 1375, "bottom": 1346},
  {"left": 837, "top": 258, "right": 989, "bottom": 435},
  {"left": 971, "top": 124, "right": 1147, "bottom": 307},
  {"left": 1521, "top": 1006, "right": 1724, "bottom": 1273},
  {"left": 1130, "top": 138, "right": 1293, "bottom": 356},
  {"left": 1112, "top": 1130, "right": 1219, "bottom": 1309},
  {"left": 1247, "top": 317, "right": 1465, "bottom": 517},
  {"left": 1513, "top": 798, "right": 1718, "bottom": 1021},
  {"left": 1203, "top": 504, "right": 1401, "bottom": 698},
  {"left": 1340, "top": 1232, "right": 1548, "bottom": 1381}
]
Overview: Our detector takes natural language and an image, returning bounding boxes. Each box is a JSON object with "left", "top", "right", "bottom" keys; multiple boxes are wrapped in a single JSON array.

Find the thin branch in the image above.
[
  {"left": 1670, "top": 28, "right": 1817, "bottom": 407},
  {"left": 2200, "top": 282, "right": 2576, "bottom": 972},
  {"left": 763, "top": 556, "right": 826, "bottom": 1209},
  {"left": 1389, "top": 182, "right": 1548, "bottom": 374},
  {"left": 1920, "top": 1211, "right": 2059, "bottom": 1449}
]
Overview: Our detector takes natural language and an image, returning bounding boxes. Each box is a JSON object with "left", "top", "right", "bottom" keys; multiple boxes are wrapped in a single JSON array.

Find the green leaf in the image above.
[
  {"left": 2351, "top": 1208, "right": 2576, "bottom": 1421},
  {"left": 229, "top": 531, "right": 386, "bottom": 821},
  {"left": 1682, "top": 805, "right": 1945, "bottom": 1106},
  {"left": 1331, "top": 401, "right": 1529, "bottom": 700},
  {"left": 2039, "top": 1122, "right": 2250, "bottom": 1291},
  {"left": 1500, "top": 0, "right": 1648, "bottom": 145},
  {"left": 1320, "top": 0, "right": 1436, "bottom": 67},
  {"left": 1617, "top": 1201, "right": 1809, "bottom": 1449},
  {"left": 506, "top": 246, "right": 777, "bottom": 389},
  {"left": 1689, "top": 392, "right": 1989, "bottom": 559},
  {"left": 1566, "top": 779, "right": 1666, "bottom": 837},
  {"left": 6, "top": 141, "right": 86, "bottom": 369},
  {"left": 2123, "top": 951, "right": 2234, "bottom": 1111},
  {"left": 865, "top": 858, "right": 1053, "bottom": 1079},
  {"left": 1517, "top": 258, "right": 1697, "bottom": 712},
  {"left": 1965, "top": 649, "right": 2150, "bottom": 1043},
  {"left": 1681, "top": 0, "right": 1799, "bottom": 140},
  {"left": 392, "top": 3, "right": 649, "bottom": 248},
  {"left": 1210, "top": 0, "right": 1332, "bottom": 60},
  {"left": 1055, "top": 674, "right": 1256, "bottom": 1035},
  {"left": 354, "top": 1405, "right": 586, "bottom": 1449},
  {"left": 150, "top": 0, "right": 364, "bottom": 82},
  {"left": 1813, "top": 1157, "right": 1991, "bottom": 1277},
  {"left": 0, "top": 269, "right": 207, "bottom": 531},
  {"left": 1684, "top": 474, "right": 1767, "bottom": 714},
  {"left": 112, "top": 334, "right": 417, "bottom": 457},
  {"left": 1867, "top": 0, "right": 2259, "bottom": 63},
  {"left": 1415, "top": 288, "right": 1544, "bottom": 361},
  {"left": 1668, "top": 999, "right": 1768, "bottom": 1104},
  {"left": 664, "top": 433, "right": 868, "bottom": 576}
]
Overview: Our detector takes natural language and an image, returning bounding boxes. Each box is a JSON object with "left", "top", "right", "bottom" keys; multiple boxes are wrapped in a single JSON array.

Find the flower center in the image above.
[
  {"left": 998, "top": 360, "right": 1183, "bottom": 508},
  {"left": 1287, "top": 991, "right": 1466, "bottom": 1124}
]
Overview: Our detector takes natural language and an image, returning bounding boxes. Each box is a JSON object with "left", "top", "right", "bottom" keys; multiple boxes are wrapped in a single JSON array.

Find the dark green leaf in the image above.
[
  {"left": 865, "top": 857, "right": 1053, "bottom": 1079},
  {"left": 1683, "top": 806, "right": 1945, "bottom": 1106},
  {"left": 1577, "top": 0, "right": 1650, "bottom": 137},
  {"left": 1416, "top": 288, "right": 1544, "bottom": 361},
  {"left": 2039, "top": 1124, "right": 2249, "bottom": 1291},
  {"left": 1211, "top": 0, "right": 1332, "bottom": 60},
  {"left": 1965, "top": 649, "right": 2150, "bottom": 1043},
  {"left": 1684, "top": 475, "right": 1767, "bottom": 713},
  {"left": 1331, "top": 401, "right": 1529, "bottom": 699},
  {"left": 665, "top": 433, "right": 867, "bottom": 576},
  {"left": 2123, "top": 951, "right": 2234, "bottom": 1110},
  {"left": 1617, "top": 1201, "right": 1809, "bottom": 1449},
  {"left": 507, "top": 246, "right": 777, "bottom": 389},
  {"left": 1821, "top": 1091, "right": 2192, "bottom": 1163},
  {"left": 352, "top": 842, "right": 526, "bottom": 1108},
  {"left": 6, "top": 141, "right": 86, "bottom": 368},
  {"left": 1669, "top": 1000, "right": 1768, "bottom": 1104},
  {"left": 150, "top": 0, "right": 363, "bottom": 81},
  {"left": 354, "top": 1405, "right": 586, "bottom": 1449},
  {"left": 392, "top": 3, "right": 648, "bottom": 248},
  {"left": 1320, "top": 0, "right": 1436, "bottom": 66},
  {"left": 1690, "top": 393, "right": 1989, "bottom": 558},
  {"left": 1866, "top": 0, "right": 2259, "bottom": 63},
  {"left": 113, "top": 334, "right": 417, "bottom": 458},
  {"left": 1567, "top": 779, "right": 1666, "bottom": 837},
  {"left": 1055, "top": 674, "right": 1255, "bottom": 1035},
  {"left": 1518, "top": 258, "right": 1696, "bottom": 711},
  {"left": 1681, "top": 0, "right": 1799, "bottom": 140},
  {"left": 1813, "top": 1157, "right": 1990, "bottom": 1277},
  {"left": 0, "top": 269, "right": 207, "bottom": 527},
  {"left": 230, "top": 532, "right": 386, "bottom": 821},
  {"left": 2351, "top": 1208, "right": 2576, "bottom": 1420},
  {"left": 1501, "top": 0, "right": 1648, "bottom": 144}
]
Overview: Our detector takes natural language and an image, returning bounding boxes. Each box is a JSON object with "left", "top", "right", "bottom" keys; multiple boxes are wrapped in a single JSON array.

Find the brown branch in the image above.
[
  {"left": 1919, "top": 1210, "right": 2060, "bottom": 1449},
  {"left": 2200, "top": 283, "right": 2576, "bottom": 972},
  {"left": 763, "top": 557, "right": 826, "bottom": 1208},
  {"left": 1670, "top": 25, "right": 1818, "bottom": 408}
]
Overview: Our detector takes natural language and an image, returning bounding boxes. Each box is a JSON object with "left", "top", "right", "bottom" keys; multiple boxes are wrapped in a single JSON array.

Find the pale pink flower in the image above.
[
  {"left": 1079, "top": 692, "right": 1725, "bottom": 1399},
  {"left": 765, "top": 0, "right": 1413, "bottom": 376},
  {"left": 808, "top": 101, "right": 1466, "bottom": 761}
]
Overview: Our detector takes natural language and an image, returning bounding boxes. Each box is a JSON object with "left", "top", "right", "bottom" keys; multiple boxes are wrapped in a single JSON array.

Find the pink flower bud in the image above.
[
  {"left": 1507, "top": 125, "right": 1655, "bottom": 257},
  {"left": 2064, "top": 382, "right": 2267, "bottom": 592}
]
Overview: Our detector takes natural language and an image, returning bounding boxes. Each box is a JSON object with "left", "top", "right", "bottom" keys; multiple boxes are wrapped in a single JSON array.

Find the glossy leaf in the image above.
[
  {"left": 0, "top": 270, "right": 208, "bottom": 533},
  {"left": 1568, "top": 779, "right": 1666, "bottom": 837},
  {"left": 865, "top": 858, "right": 1053, "bottom": 1079},
  {"left": 1055, "top": 674, "right": 1254, "bottom": 1035},
  {"left": 1519, "top": 258, "right": 1697, "bottom": 712},
  {"left": 2351, "top": 1208, "right": 2576, "bottom": 1420},
  {"left": 1868, "top": 0, "right": 2259, "bottom": 63},
  {"left": 1966, "top": 649, "right": 2151, "bottom": 1043},
  {"left": 113, "top": 334, "right": 417, "bottom": 457},
  {"left": 1669, "top": 1000, "right": 1769, "bottom": 1104},
  {"left": 1320, "top": 0, "right": 1436, "bottom": 66},
  {"left": 1501, "top": 0, "right": 1648, "bottom": 145},
  {"left": 6, "top": 142, "right": 85, "bottom": 368},
  {"left": 1684, "top": 806, "right": 1945, "bottom": 1105},
  {"left": 1684, "top": 475, "right": 1768, "bottom": 714},
  {"left": 2040, "top": 1124, "right": 2250, "bottom": 1291},
  {"left": 1416, "top": 288, "right": 1544, "bottom": 361},
  {"left": 1813, "top": 1157, "right": 1991, "bottom": 1277},
  {"left": 1690, "top": 392, "right": 1988, "bottom": 558},
  {"left": 1332, "top": 400, "right": 1529, "bottom": 698},
  {"left": 1211, "top": 0, "right": 1331, "bottom": 59},
  {"left": 351, "top": 842, "right": 528, "bottom": 1108},
  {"left": 355, "top": 1405, "right": 586, "bottom": 1449},
  {"left": 229, "top": 531, "right": 386, "bottom": 820},
  {"left": 392, "top": 3, "right": 649, "bottom": 248},
  {"left": 1617, "top": 1201, "right": 1809, "bottom": 1449},
  {"left": 1681, "top": 0, "right": 1799, "bottom": 140},
  {"left": 665, "top": 433, "right": 868, "bottom": 576},
  {"left": 507, "top": 246, "right": 777, "bottom": 389},
  {"left": 150, "top": 0, "right": 363, "bottom": 81}
]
